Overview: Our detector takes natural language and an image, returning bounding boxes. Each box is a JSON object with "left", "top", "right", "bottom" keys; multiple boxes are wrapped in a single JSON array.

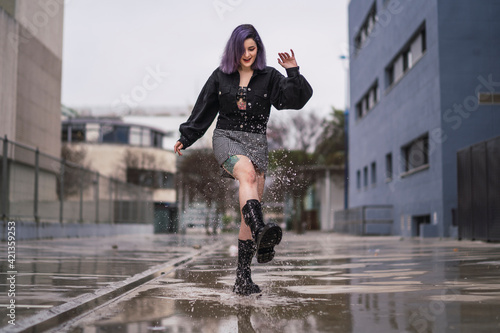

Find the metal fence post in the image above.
[
  {"left": 2, "top": 136, "right": 9, "bottom": 220},
  {"left": 128, "top": 184, "right": 132, "bottom": 223},
  {"left": 108, "top": 179, "right": 113, "bottom": 224},
  {"left": 34, "top": 148, "right": 40, "bottom": 223},
  {"left": 79, "top": 166, "right": 83, "bottom": 223},
  {"left": 117, "top": 183, "right": 122, "bottom": 223},
  {"left": 59, "top": 161, "right": 65, "bottom": 224},
  {"left": 95, "top": 172, "right": 99, "bottom": 224},
  {"left": 138, "top": 191, "right": 142, "bottom": 223}
]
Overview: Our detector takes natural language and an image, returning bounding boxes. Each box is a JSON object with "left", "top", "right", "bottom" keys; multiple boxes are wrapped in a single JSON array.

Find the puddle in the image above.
[{"left": 13, "top": 233, "right": 500, "bottom": 333}]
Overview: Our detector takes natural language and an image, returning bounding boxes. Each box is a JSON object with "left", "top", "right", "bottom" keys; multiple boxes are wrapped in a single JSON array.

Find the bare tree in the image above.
[
  {"left": 177, "top": 149, "right": 238, "bottom": 231},
  {"left": 266, "top": 149, "right": 320, "bottom": 233},
  {"left": 59, "top": 144, "right": 92, "bottom": 199},
  {"left": 267, "top": 111, "right": 323, "bottom": 152},
  {"left": 266, "top": 116, "right": 289, "bottom": 151},
  {"left": 123, "top": 150, "right": 158, "bottom": 170},
  {"left": 265, "top": 111, "right": 326, "bottom": 233}
]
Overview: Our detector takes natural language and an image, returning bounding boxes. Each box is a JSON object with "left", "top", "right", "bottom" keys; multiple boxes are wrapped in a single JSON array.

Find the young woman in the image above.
[{"left": 174, "top": 24, "right": 313, "bottom": 296}]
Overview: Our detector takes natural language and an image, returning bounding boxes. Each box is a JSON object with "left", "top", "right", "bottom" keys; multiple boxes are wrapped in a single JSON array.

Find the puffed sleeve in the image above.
[
  {"left": 269, "top": 66, "right": 313, "bottom": 110},
  {"left": 178, "top": 70, "right": 220, "bottom": 149}
]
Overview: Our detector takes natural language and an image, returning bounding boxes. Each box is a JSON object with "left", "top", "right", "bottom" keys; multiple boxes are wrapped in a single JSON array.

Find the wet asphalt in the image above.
[{"left": 2, "top": 231, "right": 500, "bottom": 333}]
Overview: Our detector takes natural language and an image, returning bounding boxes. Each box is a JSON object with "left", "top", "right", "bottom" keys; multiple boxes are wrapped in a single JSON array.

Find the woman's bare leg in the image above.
[{"left": 223, "top": 155, "right": 261, "bottom": 240}]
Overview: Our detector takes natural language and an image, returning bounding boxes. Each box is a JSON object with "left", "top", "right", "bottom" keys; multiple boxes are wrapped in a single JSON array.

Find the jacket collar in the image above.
[
  {"left": 254, "top": 67, "right": 269, "bottom": 74},
  {"left": 227, "top": 67, "right": 269, "bottom": 76}
]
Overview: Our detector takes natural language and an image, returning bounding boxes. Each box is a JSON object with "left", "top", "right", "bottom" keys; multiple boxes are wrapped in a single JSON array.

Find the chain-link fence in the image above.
[{"left": 0, "top": 136, "right": 154, "bottom": 224}]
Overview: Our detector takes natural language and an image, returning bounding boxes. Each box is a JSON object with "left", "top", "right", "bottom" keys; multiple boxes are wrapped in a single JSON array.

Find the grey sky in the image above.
[{"left": 61, "top": 0, "right": 350, "bottom": 117}]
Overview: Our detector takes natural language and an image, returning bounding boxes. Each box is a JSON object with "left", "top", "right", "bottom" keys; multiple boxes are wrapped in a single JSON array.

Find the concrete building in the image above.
[
  {"left": 62, "top": 118, "right": 178, "bottom": 231},
  {"left": 0, "top": 0, "right": 65, "bottom": 226},
  {"left": 0, "top": 0, "right": 64, "bottom": 156},
  {"left": 346, "top": 0, "right": 500, "bottom": 237}
]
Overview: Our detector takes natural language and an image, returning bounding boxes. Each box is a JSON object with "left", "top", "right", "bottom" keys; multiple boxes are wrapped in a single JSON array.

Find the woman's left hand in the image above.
[{"left": 278, "top": 49, "right": 298, "bottom": 69}]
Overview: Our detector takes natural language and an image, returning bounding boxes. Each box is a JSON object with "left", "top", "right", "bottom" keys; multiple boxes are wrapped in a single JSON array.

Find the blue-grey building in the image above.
[{"left": 347, "top": 0, "right": 500, "bottom": 237}]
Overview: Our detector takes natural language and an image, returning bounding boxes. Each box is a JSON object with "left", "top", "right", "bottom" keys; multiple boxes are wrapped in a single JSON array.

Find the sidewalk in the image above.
[
  {"left": 3, "top": 232, "right": 500, "bottom": 332},
  {"left": 0, "top": 231, "right": 220, "bottom": 332}
]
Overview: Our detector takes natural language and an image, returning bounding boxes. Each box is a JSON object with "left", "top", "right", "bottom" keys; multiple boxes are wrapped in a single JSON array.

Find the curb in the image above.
[{"left": 8, "top": 241, "right": 225, "bottom": 333}]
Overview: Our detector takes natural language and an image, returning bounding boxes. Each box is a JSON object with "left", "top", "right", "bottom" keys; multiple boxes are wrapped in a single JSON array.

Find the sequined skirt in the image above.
[{"left": 212, "top": 129, "right": 268, "bottom": 178}]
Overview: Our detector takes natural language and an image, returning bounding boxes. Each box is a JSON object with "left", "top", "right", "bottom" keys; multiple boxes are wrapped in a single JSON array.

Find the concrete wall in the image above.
[
  {"left": 15, "top": 0, "right": 65, "bottom": 59},
  {"left": 15, "top": 23, "right": 63, "bottom": 157},
  {"left": 315, "top": 170, "right": 344, "bottom": 231},
  {"left": 0, "top": 1, "right": 64, "bottom": 158},
  {"left": 0, "top": 8, "right": 18, "bottom": 140}
]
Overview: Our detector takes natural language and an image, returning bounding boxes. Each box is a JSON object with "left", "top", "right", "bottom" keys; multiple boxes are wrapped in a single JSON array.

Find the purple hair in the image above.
[{"left": 220, "top": 24, "right": 267, "bottom": 74}]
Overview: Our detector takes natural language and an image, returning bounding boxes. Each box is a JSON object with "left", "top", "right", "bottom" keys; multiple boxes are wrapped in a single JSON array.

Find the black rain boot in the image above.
[
  {"left": 233, "top": 239, "right": 261, "bottom": 296},
  {"left": 242, "top": 199, "right": 282, "bottom": 263}
]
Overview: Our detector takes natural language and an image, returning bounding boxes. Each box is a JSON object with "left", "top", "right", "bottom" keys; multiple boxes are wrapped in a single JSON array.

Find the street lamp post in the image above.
[{"left": 339, "top": 55, "right": 349, "bottom": 210}]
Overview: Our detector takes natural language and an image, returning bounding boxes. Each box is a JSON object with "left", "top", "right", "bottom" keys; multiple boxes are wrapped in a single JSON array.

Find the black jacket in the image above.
[{"left": 178, "top": 66, "right": 313, "bottom": 149}]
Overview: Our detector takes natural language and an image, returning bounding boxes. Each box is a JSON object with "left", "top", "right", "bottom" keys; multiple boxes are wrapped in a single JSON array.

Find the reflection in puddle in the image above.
[
  {"left": 285, "top": 284, "right": 425, "bottom": 294},
  {"left": 66, "top": 234, "right": 500, "bottom": 333}
]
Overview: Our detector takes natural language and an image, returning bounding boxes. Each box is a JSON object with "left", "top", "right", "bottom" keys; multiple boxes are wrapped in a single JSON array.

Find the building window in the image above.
[
  {"left": 356, "top": 170, "right": 361, "bottom": 190},
  {"left": 161, "top": 172, "right": 175, "bottom": 189},
  {"left": 354, "top": 3, "right": 377, "bottom": 53},
  {"left": 356, "top": 81, "right": 379, "bottom": 119},
  {"left": 151, "top": 131, "right": 163, "bottom": 148},
  {"left": 86, "top": 123, "right": 100, "bottom": 142},
  {"left": 371, "top": 162, "right": 377, "bottom": 186},
  {"left": 62, "top": 124, "right": 86, "bottom": 142},
  {"left": 386, "top": 23, "right": 426, "bottom": 88},
  {"left": 402, "top": 134, "right": 429, "bottom": 174},
  {"left": 62, "top": 121, "right": 165, "bottom": 148},
  {"left": 127, "top": 169, "right": 175, "bottom": 189},
  {"left": 130, "top": 127, "right": 144, "bottom": 146},
  {"left": 102, "top": 125, "right": 130, "bottom": 144},
  {"left": 363, "top": 166, "right": 368, "bottom": 188},
  {"left": 478, "top": 92, "right": 500, "bottom": 105},
  {"left": 385, "top": 153, "right": 393, "bottom": 181}
]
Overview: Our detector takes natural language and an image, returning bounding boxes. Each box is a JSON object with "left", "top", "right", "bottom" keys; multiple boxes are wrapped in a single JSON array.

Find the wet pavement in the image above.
[
  {"left": 3, "top": 232, "right": 500, "bottom": 332},
  {"left": 0, "top": 231, "right": 219, "bottom": 331}
]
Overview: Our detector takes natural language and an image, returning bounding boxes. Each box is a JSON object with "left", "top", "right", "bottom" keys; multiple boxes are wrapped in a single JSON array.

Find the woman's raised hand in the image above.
[
  {"left": 174, "top": 141, "right": 183, "bottom": 156},
  {"left": 278, "top": 49, "right": 298, "bottom": 69}
]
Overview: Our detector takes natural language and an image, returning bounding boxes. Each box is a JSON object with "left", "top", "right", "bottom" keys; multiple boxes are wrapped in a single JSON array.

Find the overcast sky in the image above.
[{"left": 61, "top": 0, "right": 350, "bottom": 118}]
